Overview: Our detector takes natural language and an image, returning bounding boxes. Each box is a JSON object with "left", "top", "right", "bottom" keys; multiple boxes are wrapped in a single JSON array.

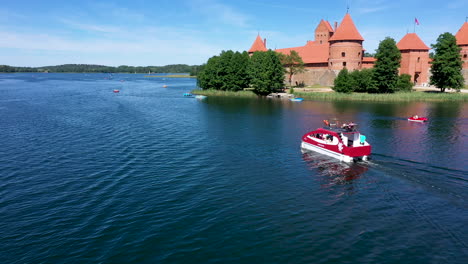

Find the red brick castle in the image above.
[{"left": 248, "top": 13, "right": 468, "bottom": 86}]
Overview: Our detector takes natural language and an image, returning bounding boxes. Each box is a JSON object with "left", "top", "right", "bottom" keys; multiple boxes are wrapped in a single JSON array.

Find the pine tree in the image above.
[
  {"left": 373, "top": 37, "right": 401, "bottom": 93},
  {"left": 430, "top": 32, "right": 464, "bottom": 92}
]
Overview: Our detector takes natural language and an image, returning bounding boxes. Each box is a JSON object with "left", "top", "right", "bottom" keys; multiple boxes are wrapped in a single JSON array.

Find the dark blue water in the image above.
[{"left": 1, "top": 73, "right": 467, "bottom": 263}]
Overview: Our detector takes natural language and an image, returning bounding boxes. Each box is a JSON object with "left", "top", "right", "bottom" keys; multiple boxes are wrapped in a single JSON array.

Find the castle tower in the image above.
[
  {"left": 315, "top": 19, "right": 334, "bottom": 45},
  {"left": 248, "top": 34, "right": 267, "bottom": 55},
  {"left": 328, "top": 13, "right": 364, "bottom": 71},
  {"left": 397, "top": 33, "right": 430, "bottom": 85},
  {"left": 455, "top": 22, "right": 468, "bottom": 69}
]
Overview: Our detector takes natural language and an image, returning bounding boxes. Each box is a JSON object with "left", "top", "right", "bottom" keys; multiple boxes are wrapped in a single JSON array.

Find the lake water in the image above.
[{"left": 0, "top": 73, "right": 467, "bottom": 263}]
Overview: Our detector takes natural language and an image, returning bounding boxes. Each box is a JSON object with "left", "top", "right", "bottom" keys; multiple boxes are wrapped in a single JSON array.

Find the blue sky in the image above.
[{"left": 1, "top": 0, "right": 467, "bottom": 67}]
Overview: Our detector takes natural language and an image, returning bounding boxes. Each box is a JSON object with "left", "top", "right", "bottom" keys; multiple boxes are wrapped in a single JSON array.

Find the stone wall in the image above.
[
  {"left": 462, "top": 69, "right": 468, "bottom": 85},
  {"left": 289, "top": 69, "right": 337, "bottom": 87},
  {"left": 287, "top": 68, "right": 468, "bottom": 88}
]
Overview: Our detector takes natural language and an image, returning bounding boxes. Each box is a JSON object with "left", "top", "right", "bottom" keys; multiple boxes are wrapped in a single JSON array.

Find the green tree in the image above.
[
  {"left": 229, "top": 51, "right": 251, "bottom": 91},
  {"left": 197, "top": 50, "right": 251, "bottom": 91},
  {"left": 197, "top": 56, "right": 221, "bottom": 90},
  {"left": 373, "top": 37, "right": 401, "bottom": 93},
  {"left": 278, "top": 50, "right": 305, "bottom": 87},
  {"left": 248, "top": 50, "right": 285, "bottom": 96},
  {"left": 430, "top": 32, "right": 464, "bottom": 92},
  {"left": 349, "top": 68, "right": 376, "bottom": 93},
  {"left": 395, "top": 74, "right": 413, "bottom": 91},
  {"left": 333, "top": 68, "right": 353, "bottom": 93}
]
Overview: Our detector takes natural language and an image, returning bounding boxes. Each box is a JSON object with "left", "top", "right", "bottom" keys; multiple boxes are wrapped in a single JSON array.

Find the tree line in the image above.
[
  {"left": 0, "top": 64, "right": 201, "bottom": 74},
  {"left": 333, "top": 32, "right": 464, "bottom": 93},
  {"left": 197, "top": 50, "right": 285, "bottom": 96}
]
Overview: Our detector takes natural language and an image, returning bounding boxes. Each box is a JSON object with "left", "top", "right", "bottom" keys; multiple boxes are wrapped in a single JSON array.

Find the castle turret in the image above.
[
  {"left": 455, "top": 22, "right": 468, "bottom": 69},
  {"left": 328, "top": 14, "right": 364, "bottom": 71},
  {"left": 248, "top": 35, "right": 267, "bottom": 55},
  {"left": 397, "top": 33, "right": 430, "bottom": 85},
  {"left": 315, "top": 19, "right": 334, "bottom": 45}
]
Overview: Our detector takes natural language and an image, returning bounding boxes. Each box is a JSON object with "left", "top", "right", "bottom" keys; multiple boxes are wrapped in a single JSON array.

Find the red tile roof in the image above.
[
  {"left": 324, "top": 20, "right": 334, "bottom": 32},
  {"left": 396, "top": 33, "right": 429, "bottom": 50},
  {"left": 362, "top": 57, "right": 376, "bottom": 62},
  {"left": 455, "top": 22, "right": 468, "bottom": 45},
  {"left": 328, "top": 14, "right": 363, "bottom": 41},
  {"left": 276, "top": 41, "right": 329, "bottom": 64},
  {"left": 248, "top": 35, "right": 267, "bottom": 52},
  {"left": 316, "top": 19, "right": 334, "bottom": 33}
]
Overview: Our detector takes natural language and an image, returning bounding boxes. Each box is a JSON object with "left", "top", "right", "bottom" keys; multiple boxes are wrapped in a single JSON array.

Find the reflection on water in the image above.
[{"left": 302, "top": 151, "right": 369, "bottom": 196}]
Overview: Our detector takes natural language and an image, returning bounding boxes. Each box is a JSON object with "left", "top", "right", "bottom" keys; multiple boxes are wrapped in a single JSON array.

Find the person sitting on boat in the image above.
[
  {"left": 413, "top": 115, "right": 419, "bottom": 119},
  {"left": 323, "top": 120, "right": 330, "bottom": 127}
]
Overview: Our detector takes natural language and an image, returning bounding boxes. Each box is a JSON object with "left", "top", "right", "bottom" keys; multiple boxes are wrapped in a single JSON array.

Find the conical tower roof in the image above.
[
  {"left": 248, "top": 35, "right": 267, "bottom": 52},
  {"left": 455, "top": 22, "right": 468, "bottom": 45},
  {"left": 328, "top": 13, "right": 363, "bottom": 41},
  {"left": 316, "top": 19, "right": 334, "bottom": 33},
  {"left": 397, "top": 33, "right": 429, "bottom": 50}
]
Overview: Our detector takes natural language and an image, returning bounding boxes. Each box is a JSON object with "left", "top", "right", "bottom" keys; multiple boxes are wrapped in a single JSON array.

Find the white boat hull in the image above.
[{"left": 301, "top": 142, "right": 368, "bottom": 162}]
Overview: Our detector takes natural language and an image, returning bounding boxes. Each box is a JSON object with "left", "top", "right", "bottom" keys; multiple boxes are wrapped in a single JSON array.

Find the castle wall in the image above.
[
  {"left": 289, "top": 68, "right": 337, "bottom": 86},
  {"left": 460, "top": 45, "right": 468, "bottom": 69},
  {"left": 399, "top": 50, "right": 430, "bottom": 85},
  {"left": 462, "top": 69, "right": 468, "bottom": 85}
]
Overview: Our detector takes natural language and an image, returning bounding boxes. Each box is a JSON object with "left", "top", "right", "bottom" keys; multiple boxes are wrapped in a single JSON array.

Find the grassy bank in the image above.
[
  {"left": 191, "top": 89, "right": 257, "bottom": 98},
  {"left": 294, "top": 91, "right": 468, "bottom": 102},
  {"left": 190, "top": 89, "right": 468, "bottom": 102},
  {"left": 144, "top": 75, "right": 196, "bottom": 78}
]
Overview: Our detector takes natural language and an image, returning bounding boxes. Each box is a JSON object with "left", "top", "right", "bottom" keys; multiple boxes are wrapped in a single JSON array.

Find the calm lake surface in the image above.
[{"left": 1, "top": 73, "right": 467, "bottom": 263}]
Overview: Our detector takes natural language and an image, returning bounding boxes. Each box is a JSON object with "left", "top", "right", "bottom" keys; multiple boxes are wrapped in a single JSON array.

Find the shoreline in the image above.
[{"left": 192, "top": 89, "right": 468, "bottom": 102}]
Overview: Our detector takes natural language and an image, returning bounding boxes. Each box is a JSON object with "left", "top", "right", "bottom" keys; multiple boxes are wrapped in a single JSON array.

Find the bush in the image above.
[
  {"left": 349, "top": 68, "right": 376, "bottom": 93},
  {"left": 396, "top": 74, "right": 413, "bottom": 91},
  {"left": 333, "top": 68, "right": 353, "bottom": 93}
]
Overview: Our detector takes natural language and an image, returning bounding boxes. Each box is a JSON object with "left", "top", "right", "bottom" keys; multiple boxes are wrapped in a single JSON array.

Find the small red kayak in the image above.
[
  {"left": 113, "top": 89, "right": 120, "bottom": 93},
  {"left": 408, "top": 117, "right": 427, "bottom": 122}
]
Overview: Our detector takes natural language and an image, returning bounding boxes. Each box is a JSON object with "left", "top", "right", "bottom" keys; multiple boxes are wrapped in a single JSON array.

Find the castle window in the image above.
[
  {"left": 464, "top": 54, "right": 467, "bottom": 59},
  {"left": 343, "top": 62, "right": 346, "bottom": 67},
  {"left": 417, "top": 57, "right": 420, "bottom": 62},
  {"left": 341, "top": 52, "right": 346, "bottom": 57},
  {"left": 358, "top": 52, "right": 361, "bottom": 57},
  {"left": 320, "top": 40, "right": 322, "bottom": 44}
]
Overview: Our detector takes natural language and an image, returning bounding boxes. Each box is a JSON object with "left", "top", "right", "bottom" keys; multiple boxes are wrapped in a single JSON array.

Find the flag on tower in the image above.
[{"left": 415, "top": 18, "right": 420, "bottom": 25}]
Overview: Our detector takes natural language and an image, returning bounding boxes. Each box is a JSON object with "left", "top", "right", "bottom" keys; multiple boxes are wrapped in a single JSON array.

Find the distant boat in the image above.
[
  {"left": 183, "top": 93, "right": 194, "bottom": 97},
  {"left": 408, "top": 116, "right": 427, "bottom": 122},
  {"left": 113, "top": 89, "right": 120, "bottom": 93},
  {"left": 290, "top": 97, "right": 304, "bottom": 102},
  {"left": 163, "top": 85, "right": 167, "bottom": 88},
  {"left": 195, "top": 95, "right": 207, "bottom": 99}
]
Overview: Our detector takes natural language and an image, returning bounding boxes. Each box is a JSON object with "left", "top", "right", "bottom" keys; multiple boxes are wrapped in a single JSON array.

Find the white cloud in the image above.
[
  {"left": 0, "top": 26, "right": 221, "bottom": 66},
  {"left": 189, "top": 0, "right": 250, "bottom": 27}
]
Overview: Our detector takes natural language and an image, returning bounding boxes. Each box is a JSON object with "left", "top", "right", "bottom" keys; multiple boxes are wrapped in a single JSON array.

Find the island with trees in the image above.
[{"left": 193, "top": 32, "right": 467, "bottom": 102}]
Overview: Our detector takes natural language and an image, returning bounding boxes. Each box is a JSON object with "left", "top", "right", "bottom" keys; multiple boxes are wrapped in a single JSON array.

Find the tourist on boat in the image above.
[{"left": 413, "top": 115, "right": 419, "bottom": 119}]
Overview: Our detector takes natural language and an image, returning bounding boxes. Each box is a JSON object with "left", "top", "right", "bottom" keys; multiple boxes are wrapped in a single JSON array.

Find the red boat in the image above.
[
  {"left": 407, "top": 116, "right": 427, "bottom": 122},
  {"left": 301, "top": 120, "right": 371, "bottom": 162},
  {"left": 113, "top": 89, "right": 120, "bottom": 93}
]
